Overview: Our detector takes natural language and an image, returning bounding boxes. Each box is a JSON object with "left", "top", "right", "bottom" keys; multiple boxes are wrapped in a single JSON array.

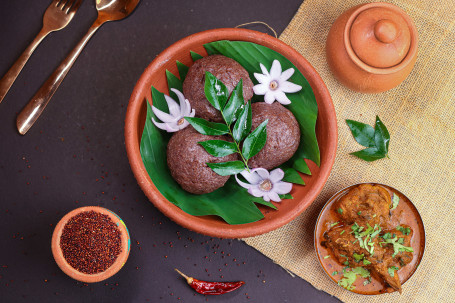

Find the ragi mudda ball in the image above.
[
  {"left": 167, "top": 126, "right": 238, "bottom": 194},
  {"left": 248, "top": 102, "right": 300, "bottom": 170},
  {"left": 183, "top": 55, "right": 254, "bottom": 122}
]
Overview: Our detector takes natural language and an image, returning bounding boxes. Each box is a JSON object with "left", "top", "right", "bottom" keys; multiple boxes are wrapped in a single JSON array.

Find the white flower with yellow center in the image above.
[
  {"left": 253, "top": 60, "right": 302, "bottom": 105},
  {"left": 152, "top": 88, "right": 195, "bottom": 132},
  {"left": 235, "top": 168, "right": 292, "bottom": 202}
]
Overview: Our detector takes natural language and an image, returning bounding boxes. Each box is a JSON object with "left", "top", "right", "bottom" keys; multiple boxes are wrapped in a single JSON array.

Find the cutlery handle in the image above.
[
  {"left": 0, "top": 29, "right": 49, "bottom": 104},
  {"left": 17, "top": 24, "right": 101, "bottom": 135}
]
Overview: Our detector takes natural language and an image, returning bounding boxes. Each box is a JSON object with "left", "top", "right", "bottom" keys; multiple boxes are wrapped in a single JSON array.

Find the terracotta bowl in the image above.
[
  {"left": 125, "top": 28, "right": 337, "bottom": 238},
  {"left": 51, "top": 206, "right": 131, "bottom": 283},
  {"left": 314, "top": 183, "right": 425, "bottom": 295}
]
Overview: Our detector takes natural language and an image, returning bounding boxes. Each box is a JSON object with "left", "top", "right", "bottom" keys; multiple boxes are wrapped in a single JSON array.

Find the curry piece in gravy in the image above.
[
  {"left": 323, "top": 184, "right": 414, "bottom": 293},
  {"left": 336, "top": 184, "right": 391, "bottom": 227}
]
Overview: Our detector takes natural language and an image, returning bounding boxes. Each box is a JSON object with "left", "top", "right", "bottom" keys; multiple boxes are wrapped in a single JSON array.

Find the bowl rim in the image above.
[
  {"left": 124, "top": 28, "right": 338, "bottom": 238},
  {"left": 313, "top": 182, "right": 426, "bottom": 295},
  {"left": 51, "top": 206, "right": 131, "bottom": 283}
]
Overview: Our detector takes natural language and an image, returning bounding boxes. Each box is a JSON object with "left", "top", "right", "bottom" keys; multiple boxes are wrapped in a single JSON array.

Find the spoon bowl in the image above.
[{"left": 96, "top": 0, "right": 141, "bottom": 22}]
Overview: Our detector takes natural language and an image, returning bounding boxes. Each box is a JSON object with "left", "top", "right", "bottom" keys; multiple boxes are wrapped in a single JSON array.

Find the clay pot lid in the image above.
[{"left": 346, "top": 3, "right": 416, "bottom": 70}]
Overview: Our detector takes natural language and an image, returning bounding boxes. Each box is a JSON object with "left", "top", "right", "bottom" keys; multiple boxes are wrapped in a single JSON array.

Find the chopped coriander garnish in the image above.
[
  {"left": 330, "top": 222, "right": 339, "bottom": 227},
  {"left": 344, "top": 261, "right": 350, "bottom": 265},
  {"left": 337, "top": 267, "right": 370, "bottom": 290},
  {"left": 332, "top": 271, "right": 338, "bottom": 276},
  {"left": 388, "top": 266, "right": 399, "bottom": 277},
  {"left": 391, "top": 193, "right": 400, "bottom": 210},
  {"left": 324, "top": 255, "right": 331, "bottom": 259},
  {"left": 363, "top": 277, "right": 372, "bottom": 286},
  {"left": 337, "top": 208, "right": 343, "bottom": 214},
  {"left": 372, "top": 214, "right": 377, "bottom": 218},
  {"left": 380, "top": 235, "right": 414, "bottom": 257},
  {"left": 363, "top": 259, "right": 372, "bottom": 265},
  {"left": 382, "top": 233, "right": 392, "bottom": 240},
  {"left": 340, "top": 230, "right": 345, "bottom": 235},
  {"left": 351, "top": 222, "right": 360, "bottom": 232},
  {"left": 342, "top": 266, "right": 350, "bottom": 273},
  {"left": 357, "top": 211, "right": 362, "bottom": 215},
  {"left": 396, "top": 225, "right": 411, "bottom": 236},
  {"left": 340, "top": 254, "right": 347, "bottom": 258},
  {"left": 398, "top": 237, "right": 405, "bottom": 244},
  {"left": 353, "top": 253, "right": 364, "bottom": 262}
]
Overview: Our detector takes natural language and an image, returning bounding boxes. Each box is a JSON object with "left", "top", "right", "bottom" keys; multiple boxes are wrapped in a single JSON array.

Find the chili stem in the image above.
[{"left": 175, "top": 268, "right": 193, "bottom": 284}]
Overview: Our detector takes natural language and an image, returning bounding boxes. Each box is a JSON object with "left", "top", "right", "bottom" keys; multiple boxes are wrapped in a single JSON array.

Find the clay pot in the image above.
[
  {"left": 326, "top": 2, "right": 418, "bottom": 93},
  {"left": 51, "top": 206, "right": 130, "bottom": 283},
  {"left": 125, "top": 28, "right": 338, "bottom": 238}
]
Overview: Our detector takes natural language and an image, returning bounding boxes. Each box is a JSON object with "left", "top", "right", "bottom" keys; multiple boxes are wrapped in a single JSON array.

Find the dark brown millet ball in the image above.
[
  {"left": 248, "top": 102, "right": 300, "bottom": 170},
  {"left": 183, "top": 55, "right": 254, "bottom": 122},
  {"left": 167, "top": 126, "right": 238, "bottom": 194}
]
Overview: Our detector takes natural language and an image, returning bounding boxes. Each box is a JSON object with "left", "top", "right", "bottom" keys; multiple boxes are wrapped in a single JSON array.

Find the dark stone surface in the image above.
[{"left": 0, "top": 0, "right": 340, "bottom": 302}]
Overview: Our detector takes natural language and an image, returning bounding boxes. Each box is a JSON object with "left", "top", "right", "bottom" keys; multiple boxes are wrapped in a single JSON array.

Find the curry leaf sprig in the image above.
[
  {"left": 185, "top": 72, "right": 268, "bottom": 176},
  {"left": 346, "top": 116, "right": 390, "bottom": 162}
]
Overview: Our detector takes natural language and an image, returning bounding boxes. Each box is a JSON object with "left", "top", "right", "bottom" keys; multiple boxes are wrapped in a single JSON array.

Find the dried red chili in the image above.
[{"left": 175, "top": 269, "right": 245, "bottom": 295}]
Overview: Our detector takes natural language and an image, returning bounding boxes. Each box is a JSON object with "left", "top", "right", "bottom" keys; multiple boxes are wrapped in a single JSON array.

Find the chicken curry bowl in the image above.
[{"left": 315, "top": 183, "right": 425, "bottom": 295}]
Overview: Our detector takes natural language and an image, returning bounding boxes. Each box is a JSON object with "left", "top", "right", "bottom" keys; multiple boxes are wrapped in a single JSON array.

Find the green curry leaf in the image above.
[
  {"left": 242, "top": 119, "right": 268, "bottom": 160},
  {"left": 347, "top": 116, "right": 390, "bottom": 162},
  {"left": 206, "top": 161, "right": 245, "bottom": 176},
  {"left": 204, "top": 72, "right": 229, "bottom": 111},
  {"left": 198, "top": 140, "right": 237, "bottom": 157},
  {"left": 232, "top": 101, "right": 252, "bottom": 142},
  {"left": 346, "top": 120, "right": 376, "bottom": 147},
  {"left": 185, "top": 117, "right": 229, "bottom": 136},
  {"left": 222, "top": 80, "right": 244, "bottom": 126}
]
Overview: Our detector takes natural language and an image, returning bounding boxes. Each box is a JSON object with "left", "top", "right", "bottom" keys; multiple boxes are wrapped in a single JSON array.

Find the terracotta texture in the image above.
[
  {"left": 314, "top": 183, "right": 425, "bottom": 295},
  {"left": 326, "top": 2, "right": 418, "bottom": 93},
  {"left": 124, "top": 28, "right": 337, "bottom": 238},
  {"left": 51, "top": 206, "right": 130, "bottom": 283}
]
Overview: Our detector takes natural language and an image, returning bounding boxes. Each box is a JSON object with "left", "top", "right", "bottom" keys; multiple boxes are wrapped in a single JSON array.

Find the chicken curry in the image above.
[{"left": 315, "top": 184, "right": 425, "bottom": 294}]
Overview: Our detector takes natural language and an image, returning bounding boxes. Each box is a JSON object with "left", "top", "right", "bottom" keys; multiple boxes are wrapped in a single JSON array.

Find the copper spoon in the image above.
[
  {"left": 16, "top": 0, "right": 140, "bottom": 135},
  {"left": 0, "top": 0, "right": 82, "bottom": 105}
]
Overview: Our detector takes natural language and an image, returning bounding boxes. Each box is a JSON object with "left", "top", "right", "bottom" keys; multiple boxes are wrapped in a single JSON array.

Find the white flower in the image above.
[
  {"left": 152, "top": 88, "right": 195, "bottom": 132},
  {"left": 253, "top": 60, "right": 302, "bottom": 105},
  {"left": 235, "top": 168, "right": 292, "bottom": 202}
]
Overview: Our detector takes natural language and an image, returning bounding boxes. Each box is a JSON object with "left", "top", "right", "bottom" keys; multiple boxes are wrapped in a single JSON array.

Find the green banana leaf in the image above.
[{"left": 140, "top": 41, "right": 319, "bottom": 225}]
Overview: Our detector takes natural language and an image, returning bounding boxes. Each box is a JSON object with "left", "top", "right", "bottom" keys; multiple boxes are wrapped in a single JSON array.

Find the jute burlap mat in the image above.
[{"left": 244, "top": 0, "right": 455, "bottom": 302}]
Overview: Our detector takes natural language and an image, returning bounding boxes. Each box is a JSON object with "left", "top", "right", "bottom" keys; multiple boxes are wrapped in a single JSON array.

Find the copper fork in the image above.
[{"left": 0, "top": 0, "right": 82, "bottom": 104}]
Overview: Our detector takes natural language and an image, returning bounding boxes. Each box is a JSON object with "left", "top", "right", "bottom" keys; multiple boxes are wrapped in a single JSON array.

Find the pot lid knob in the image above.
[
  {"left": 374, "top": 19, "right": 397, "bottom": 43},
  {"left": 350, "top": 7, "right": 412, "bottom": 68}
]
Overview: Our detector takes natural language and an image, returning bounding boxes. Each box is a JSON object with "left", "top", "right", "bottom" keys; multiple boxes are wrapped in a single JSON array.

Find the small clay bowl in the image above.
[
  {"left": 51, "top": 206, "right": 131, "bottom": 283},
  {"left": 314, "top": 183, "right": 425, "bottom": 295},
  {"left": 125, "top": 28, "right": 337, "bottom": 238}
]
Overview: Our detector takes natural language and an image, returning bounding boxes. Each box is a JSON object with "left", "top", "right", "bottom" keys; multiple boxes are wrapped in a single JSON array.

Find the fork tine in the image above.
[
  {"left": 64, "top": 0, "right": 75, "bottom": 13},
  {"left": 53, "top": 0, "right": 61, "bottom": 7},
  {"left": 59, "top": 0, "right": 69, "bottom": 9},
  {"left": 68, "top": 0, "right": 83, "bottom": 14}
]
